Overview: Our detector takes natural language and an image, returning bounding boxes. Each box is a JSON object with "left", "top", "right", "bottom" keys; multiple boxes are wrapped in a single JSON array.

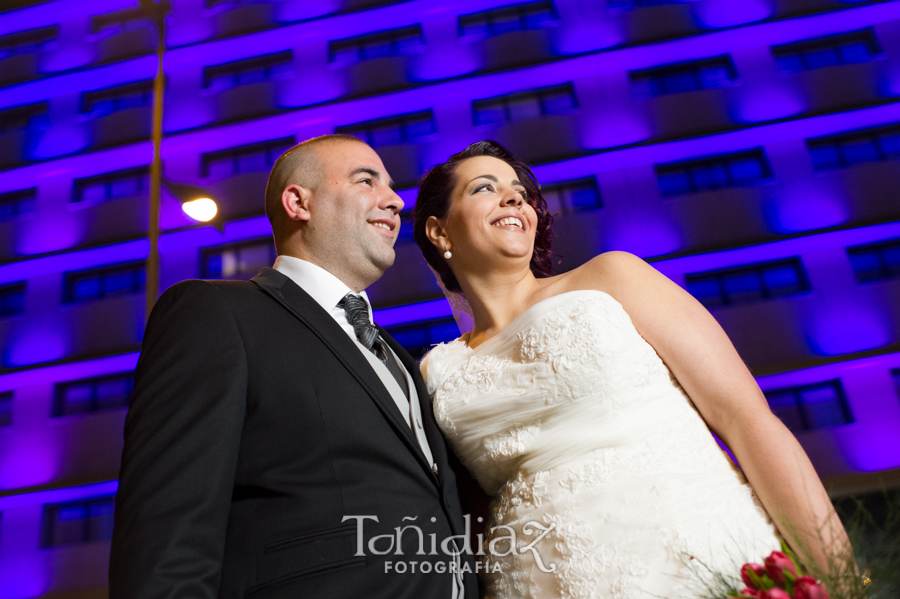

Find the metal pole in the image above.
[{"left": 146, "top": 5, "right": 165, "bottom": 322}]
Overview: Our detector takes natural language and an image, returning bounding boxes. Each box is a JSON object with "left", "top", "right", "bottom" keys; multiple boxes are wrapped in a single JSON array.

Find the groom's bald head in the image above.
[{"left": 264, "top": 134, "right": 365, "bottom": 239}]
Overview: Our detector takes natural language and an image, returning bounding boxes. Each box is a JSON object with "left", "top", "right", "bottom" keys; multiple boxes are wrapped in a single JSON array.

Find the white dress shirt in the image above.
[{"left": 272, "top": 256, "right": 436, "bottom": 469}]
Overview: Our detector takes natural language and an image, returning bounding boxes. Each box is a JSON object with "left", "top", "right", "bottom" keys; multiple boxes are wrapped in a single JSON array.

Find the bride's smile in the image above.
[
  {"left": 490, "top": 213, "right": 527, "bottom": 231},
  {"left": 440, "top": 155, "right": 539, "bottom": 266}
]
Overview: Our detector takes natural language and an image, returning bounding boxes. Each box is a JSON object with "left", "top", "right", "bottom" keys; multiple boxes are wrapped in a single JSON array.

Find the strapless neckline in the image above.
[{"left": 466, "top": 289, "right": 618, "bottom": 355}]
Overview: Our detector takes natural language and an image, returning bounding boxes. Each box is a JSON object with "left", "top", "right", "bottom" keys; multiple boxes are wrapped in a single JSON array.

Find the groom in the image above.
[{"left": 109, "top": 135, "right": 478, "bottom": 598}]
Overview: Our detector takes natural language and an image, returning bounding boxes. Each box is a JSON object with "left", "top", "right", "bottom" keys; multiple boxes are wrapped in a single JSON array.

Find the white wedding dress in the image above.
[{"left": 422, "top": 290, "right": 781, "bottom": 599}]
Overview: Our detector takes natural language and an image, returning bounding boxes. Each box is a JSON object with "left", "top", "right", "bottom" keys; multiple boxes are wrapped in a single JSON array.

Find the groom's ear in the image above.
[
  {"left": 281, "top": 184, "right": 312, "bottom": 223},
  {"left": 424, "top": 215, "right": 448, "bottom": 249}
]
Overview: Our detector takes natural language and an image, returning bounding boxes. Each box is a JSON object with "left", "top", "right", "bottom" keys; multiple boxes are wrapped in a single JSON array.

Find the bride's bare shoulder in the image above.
[{"left": 558, "top": 251, "right": 654, "bottom": 292}]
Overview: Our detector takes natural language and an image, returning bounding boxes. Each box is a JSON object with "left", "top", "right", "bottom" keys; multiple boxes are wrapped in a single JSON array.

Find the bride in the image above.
[{"left": 411, "top": 141, "right": 849, "bottom": 599}]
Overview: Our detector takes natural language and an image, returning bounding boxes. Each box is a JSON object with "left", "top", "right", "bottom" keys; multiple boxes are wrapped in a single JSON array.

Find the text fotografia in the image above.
[
  {"left": 386, "top": 559, "right": 501, "bottom": 575},
  {"left": 342, "top": 515, "right": 558, "bottom": 573}
]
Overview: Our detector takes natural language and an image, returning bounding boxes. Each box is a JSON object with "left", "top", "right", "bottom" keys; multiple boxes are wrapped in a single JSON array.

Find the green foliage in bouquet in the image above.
[
  {"left": 818, "top": 490, "right": 900, "bottom": 599},
  {"left": 692, "top": 490, "right": 900, "bottom": 599}
]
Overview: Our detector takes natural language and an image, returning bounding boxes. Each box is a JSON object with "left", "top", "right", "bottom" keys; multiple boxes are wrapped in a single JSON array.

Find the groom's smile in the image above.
[{"left": 368, "top": 217, "right": 398, "bottom": 236}]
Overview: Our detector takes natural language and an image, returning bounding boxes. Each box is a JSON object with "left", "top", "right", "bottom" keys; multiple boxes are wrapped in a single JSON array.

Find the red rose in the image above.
[
  {"left": 741, "top": 563, "right": 767, "bottom": 589},
  {"left": 794, "top": 576, "right": 830, "bottom": 599},
  {"left": 759, "top": 589, "right": 792, "bottom": 599},
  {"left": 737, "top": 588, "right": 759, "bottom": 598},
  {"left": 764, "top": 551, "right": 797, "bottom": 587}
]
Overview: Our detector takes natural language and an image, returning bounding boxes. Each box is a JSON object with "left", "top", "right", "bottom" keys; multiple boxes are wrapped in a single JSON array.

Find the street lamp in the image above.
[
  {"left": 163, "top": 178, "right": 221, "bottom": 226},
  {"left": 141, "top": 0, "right": 219, "bottom": 321},
  {"left": 182, "top": 198, "right": 218, "bottom": 222}
]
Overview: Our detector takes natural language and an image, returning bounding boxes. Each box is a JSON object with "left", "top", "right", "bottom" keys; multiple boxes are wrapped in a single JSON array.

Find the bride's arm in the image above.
[{"left": 578, "top": 251, "right": 850, "bottom": 572}]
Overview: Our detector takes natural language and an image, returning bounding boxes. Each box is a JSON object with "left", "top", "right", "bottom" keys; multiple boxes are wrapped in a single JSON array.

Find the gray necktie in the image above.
[{"left": 338, "top": 293, "right": 409, "bottom": 400}]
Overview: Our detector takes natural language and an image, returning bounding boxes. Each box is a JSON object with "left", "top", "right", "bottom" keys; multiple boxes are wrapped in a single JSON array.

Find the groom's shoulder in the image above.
[
  {"left": 155, "top": 278, "right": 267, "bottom": 313},
  {"left": 163, "top": 277, "right": 260, "bottom": 297}
]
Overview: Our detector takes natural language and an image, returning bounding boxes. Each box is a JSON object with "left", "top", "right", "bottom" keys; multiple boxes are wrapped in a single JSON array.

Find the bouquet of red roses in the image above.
[{"left": 731, "top": 548, "right": 828, "bottom": 599}]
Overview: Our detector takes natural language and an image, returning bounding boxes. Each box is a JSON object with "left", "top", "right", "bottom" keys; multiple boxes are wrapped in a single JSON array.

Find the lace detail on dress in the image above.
[
  {"left": 432, "top": 352, "right": 508, "bottom": 434},
  {"left": 503, "top": 363, "right": 542, "bottom": 397},
  {"left": 602, "top": 547, "right": 652, "bottom": 599},
  {"left": 559, "top": 450, "right": 619, "bottom": 494},
  {"left": 484, "top": 421, "right": 542, "bottom": 462},
  {"left": 544, "top": 512, "right": 602, "bottom": 599},
  {"left": 492, "top": 470, "right": 549, "bottom": 524},
  {"left": 516, "top": 299, "right": 611, "bottom": 373},
  {"left": 512, "top": 296, "right": 669, "bottom": 404}
]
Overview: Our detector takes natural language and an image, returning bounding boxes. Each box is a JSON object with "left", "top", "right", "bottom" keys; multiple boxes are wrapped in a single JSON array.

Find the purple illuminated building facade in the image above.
[{"left": 1, "top": 0, "right": 899, "bottom": 596}]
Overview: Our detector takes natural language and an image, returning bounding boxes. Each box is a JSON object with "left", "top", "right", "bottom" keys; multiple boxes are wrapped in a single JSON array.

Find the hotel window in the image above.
[
  {"left": 656, "top": 149, "right": 771, "bottom": 196},
  {"left": 608, "top": 0, "right": 697, "bottom": 11},
  {"left": 53, "top": 372, "right": 134, "bottom": 417},
  {"left": 386, "top": 318, "right": 461, "bottom": 359},
  {"left": 0, "top": 392, "right": 12, "bottom": 427},
  {"left": 631, "top": 56, "right": 738, "bottom": 97},
  {"left": 203, "top": 51, "right": 293, "bottom": 91},
  {"left": 201, "top": 136, "right": 295, "bottom": 178},
  {"left": 202, "top": 238, "right": 276, "bottom": 280},
  {"left": 90, "top": 7, "right": 152, "bottom": 38},
  {"left": 0, "top": 189, "right": 36, "bottom": 222},
  {"left": 807, "top": 125, "right": 900, "bottom": 170},
  {"left": 765, "top": 380, "right": 853, "bottom": 432},
  {"left": 63, "top": 263, "right": 145, "bottom": 303},
  {"left": 773, "top": 29, "right": 882, "bottom": 75},
  {"left": 43, "top": 496, "right": 116, "bottom": 547},
  {"left": 205, "top": 0, "right": 270, "bottom": 8},
  {"left": 81, "top": 80, "right": 153, "bottom": 119},
  {"left": 685, "top": 258, "right": 809, "bottom": 308},
  {"left": 0, "top": 102, "right": 48, "bottom": 131},
  {"left": 541, "top": 177, "right": 602, "bottom": 214},
  {"left": 72, "top": 167, "right": 149, "bottom": 204},
  {"left": 0, "top": 283, "right": 25, "bottom": 317},
  {"left": 459, "top": 1, "right": 558, "bottom": 37},
  {"left": 329, "top": 25, "right": 423, "bottom": 63},
  {"left": 847, "top": 238, "right": 900, "bottom": 282},
  {"left": 473, "top": 83, "right": 577, "bottom": 126},
  {"left": 0, "top": 26, "right": 58, "bottom": 59},
  {"left": 336, "top": 111, "right": 436, "bottom": 146}
]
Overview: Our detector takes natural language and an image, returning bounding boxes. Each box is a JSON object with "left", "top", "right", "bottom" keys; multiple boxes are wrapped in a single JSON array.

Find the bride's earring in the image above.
[{"left": 443, "top": 247, "right": 452, "bottom": 259}]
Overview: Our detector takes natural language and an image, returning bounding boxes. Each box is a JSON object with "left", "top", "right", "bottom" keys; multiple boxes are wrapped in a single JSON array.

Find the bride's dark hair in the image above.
[{"left": 413, "top": 140, "right": 554, "bottom": 293}]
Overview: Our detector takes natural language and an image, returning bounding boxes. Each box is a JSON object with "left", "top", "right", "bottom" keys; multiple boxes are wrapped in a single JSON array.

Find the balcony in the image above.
[
  {"left": 91, "top": 26, "right": 156, "bottom": 64},
  {"left": 0, "top": 128, "right": 27, "bottom": 170},
  {"left": 214, "top": 81, "right": 282, "bottom": 123},
  {"left": 344, "top": 55, "right": 412, "bottom": 96},
  {"left": 88, "top": 107, "right": 153, "bottom": 149},
  {"left": 213, "top": 2, "right": 276, "bottom": 38},
  {"left": 481, "top": 29, "right": 555, "bottom": 72},
  {"left": 0, "top": 53, "right": 39, "bottom": 86},
  {"left": 485, "top": 115, "right": 582, "bottom": 164}
]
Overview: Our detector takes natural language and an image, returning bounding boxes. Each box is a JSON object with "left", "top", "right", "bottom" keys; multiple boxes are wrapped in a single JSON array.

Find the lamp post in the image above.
[
  {"left": 141, "top": 0, "right": 167, "bottom": 322},
  {"left": 140, "top": 0, "right": 218, "bottom": 322}
]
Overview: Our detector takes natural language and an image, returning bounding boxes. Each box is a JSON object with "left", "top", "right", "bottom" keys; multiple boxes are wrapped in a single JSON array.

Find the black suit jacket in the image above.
[{"left": 110, "top": 268, "right": 478, "bottom": 599}]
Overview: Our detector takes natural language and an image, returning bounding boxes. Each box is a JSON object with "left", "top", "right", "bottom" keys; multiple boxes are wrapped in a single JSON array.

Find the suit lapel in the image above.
[
  {"left": 252, "top": 269, "right": 437, "bottom": 481},
  {"left": 381, "top": 329, "right": 448, "bottom": 488}
]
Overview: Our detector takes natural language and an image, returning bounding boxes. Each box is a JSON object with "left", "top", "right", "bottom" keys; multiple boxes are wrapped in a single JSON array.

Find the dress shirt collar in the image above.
[{"left": 273, "top": 255, "right": 373, "bottom": 320}]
